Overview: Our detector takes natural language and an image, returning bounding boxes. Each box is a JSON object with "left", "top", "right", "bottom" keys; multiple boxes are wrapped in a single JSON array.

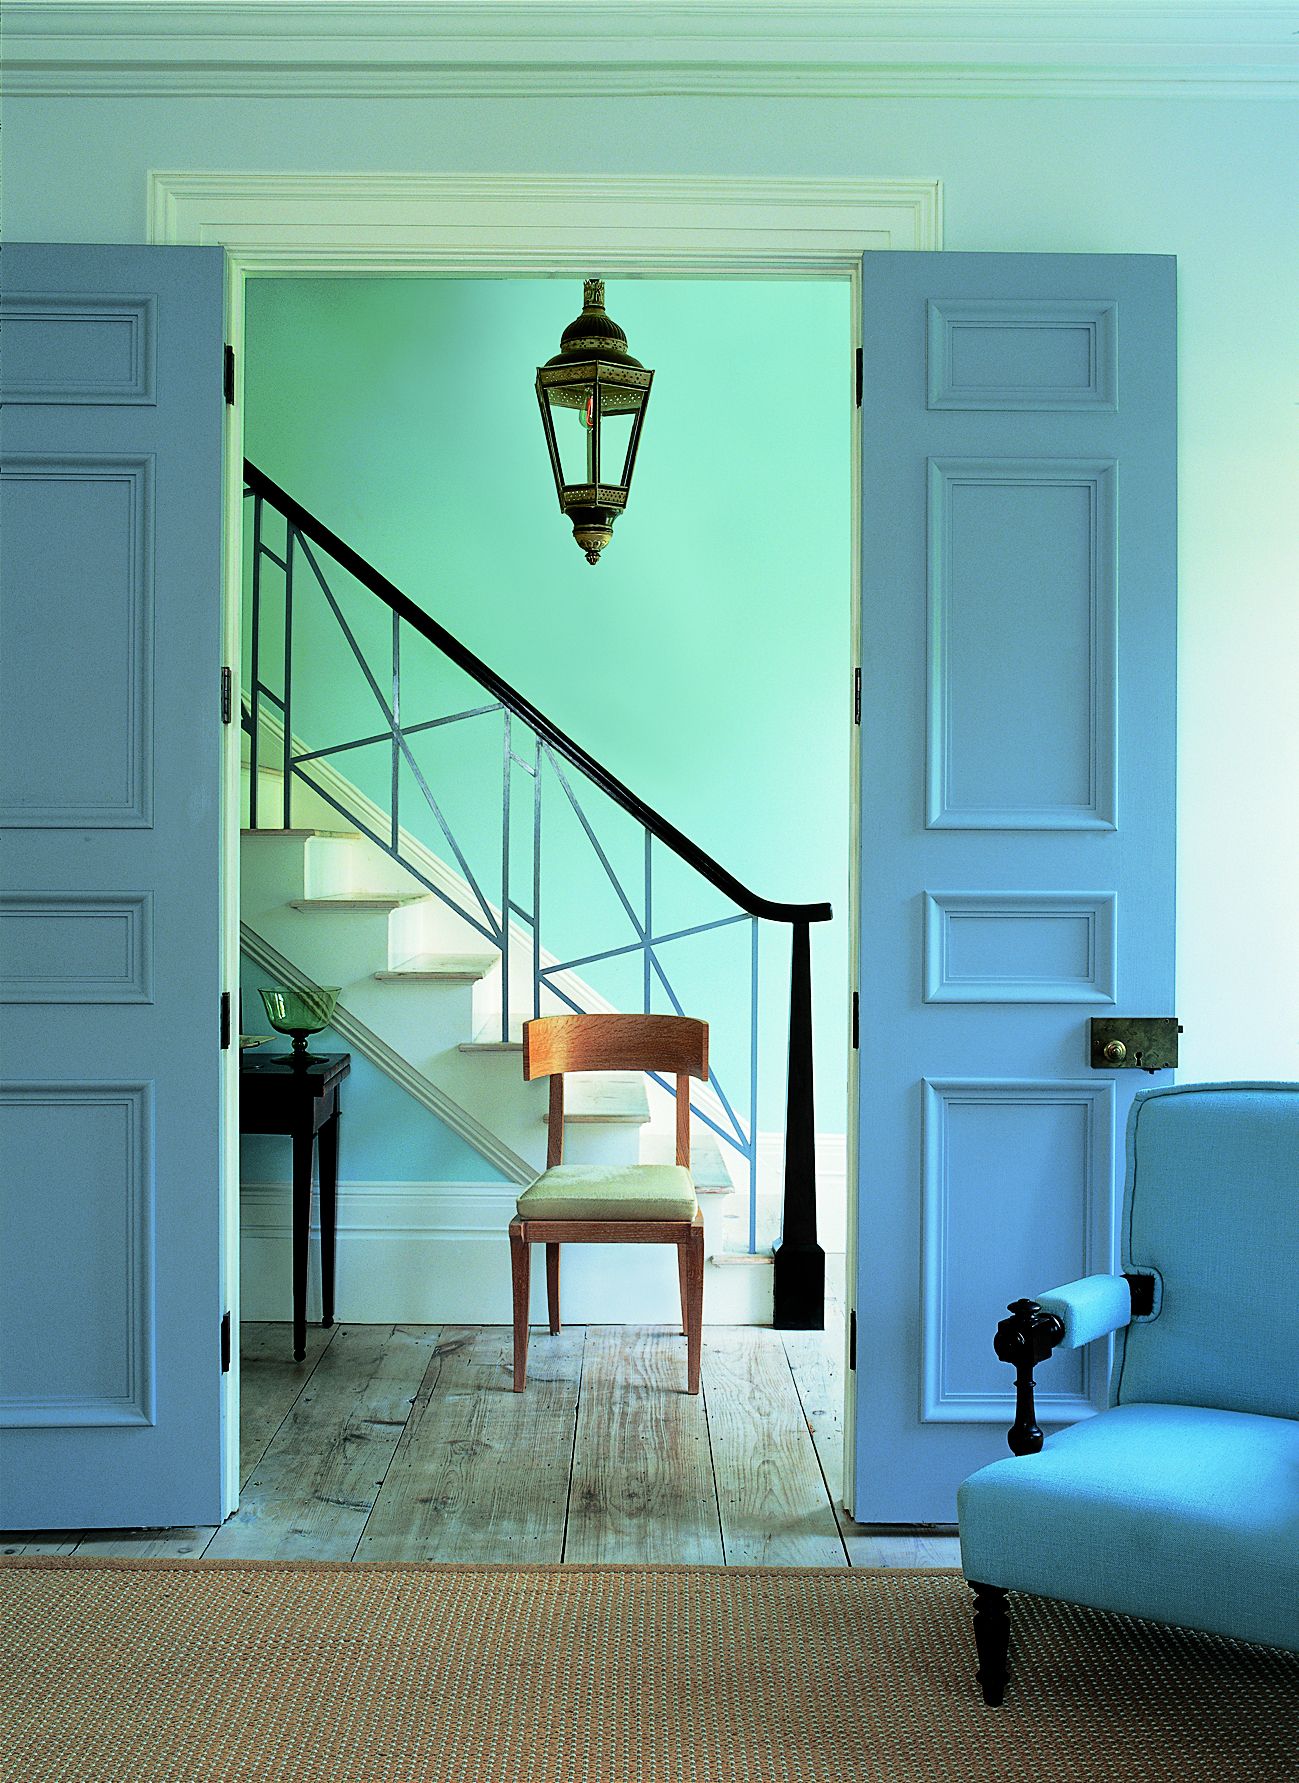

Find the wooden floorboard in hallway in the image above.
[{"left": 3, "top": 1322, "right": 960, "bottom": 1569}]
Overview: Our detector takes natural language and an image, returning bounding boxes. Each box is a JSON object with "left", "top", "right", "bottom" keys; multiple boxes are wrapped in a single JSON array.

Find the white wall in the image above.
[{"left": 9, "top": 88, "right": 1297, "bottom": 1080}]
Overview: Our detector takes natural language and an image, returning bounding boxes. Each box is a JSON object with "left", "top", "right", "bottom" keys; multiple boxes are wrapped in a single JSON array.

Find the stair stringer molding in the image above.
[{"left": 240, "top": 921, "right": 534, "bottom": 1185}]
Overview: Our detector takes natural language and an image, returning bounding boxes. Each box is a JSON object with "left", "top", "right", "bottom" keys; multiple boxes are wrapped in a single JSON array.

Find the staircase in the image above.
[{"left": 239, "top": 462, "right": 832, "bottom": 1327}]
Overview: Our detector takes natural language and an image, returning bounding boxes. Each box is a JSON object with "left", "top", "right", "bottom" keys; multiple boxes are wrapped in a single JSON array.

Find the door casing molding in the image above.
[
  {"left": 148, "top": 171, "right": 942, "bottom": 270},
  {"left": 173, "top": 167, "right": 935, "bottom": 1518}
]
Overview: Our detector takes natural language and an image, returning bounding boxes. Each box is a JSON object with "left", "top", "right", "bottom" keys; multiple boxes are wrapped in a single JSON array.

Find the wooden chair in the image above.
[{"left": 510, "top": 1013, "right": 708, "bottom": 1394}]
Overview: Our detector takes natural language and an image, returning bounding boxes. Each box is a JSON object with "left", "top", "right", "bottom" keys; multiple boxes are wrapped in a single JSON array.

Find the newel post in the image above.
[{"left": 773, "top": 919, "right": 825, "bottom": 1329}]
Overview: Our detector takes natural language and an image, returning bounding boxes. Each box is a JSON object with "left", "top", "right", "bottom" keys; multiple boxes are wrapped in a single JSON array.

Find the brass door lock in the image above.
[{"left": 1090, "top": 1018, "right": 1181, "bottom": 1073}]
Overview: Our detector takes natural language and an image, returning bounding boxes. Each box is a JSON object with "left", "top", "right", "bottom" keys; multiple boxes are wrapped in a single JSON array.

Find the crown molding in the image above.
[{"left": 6, "top": 3, "right": 1297, "bottom": 98}]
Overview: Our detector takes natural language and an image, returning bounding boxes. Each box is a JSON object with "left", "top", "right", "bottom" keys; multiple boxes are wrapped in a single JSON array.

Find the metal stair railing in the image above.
[{"left": 242, "top": 460, "right": 832, "bottom": 1324}]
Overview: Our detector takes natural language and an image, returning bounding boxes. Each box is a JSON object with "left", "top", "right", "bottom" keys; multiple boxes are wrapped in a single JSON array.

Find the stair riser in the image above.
[
  {"left": 240, "top": 763, "right": 338, "bottom": 832},
  {"left": 552, "top": 1123, "right": 647, "bottom": 1169},
  {"left": 255, "top": 906, "right": 406, "bottom": 993},
  {"left": 344, "top": 974, "right": 482, "bottom": 1057}
]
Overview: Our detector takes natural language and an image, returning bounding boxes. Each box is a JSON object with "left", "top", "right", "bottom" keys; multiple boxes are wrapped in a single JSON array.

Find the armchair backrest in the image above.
[{"left": 1113, "top": 1083, "right": 1299, "bottom": 1420}]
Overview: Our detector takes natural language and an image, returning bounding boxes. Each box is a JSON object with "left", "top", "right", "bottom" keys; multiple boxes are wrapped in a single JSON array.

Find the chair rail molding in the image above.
[
  {"left": 9, "top": 4, "right": 1298, "bottom": 98},
  {"left": 147, "top": 172, "right": 942, "bottom": 271}
]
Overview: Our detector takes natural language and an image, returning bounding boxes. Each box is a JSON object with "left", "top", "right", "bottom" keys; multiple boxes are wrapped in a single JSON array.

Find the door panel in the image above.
[
  {"left": 0, "top": 244, "right": 227, "bottom": 1528},
  {"left": 855, "top": 253, "right": 1175, "bottom": 1521}
]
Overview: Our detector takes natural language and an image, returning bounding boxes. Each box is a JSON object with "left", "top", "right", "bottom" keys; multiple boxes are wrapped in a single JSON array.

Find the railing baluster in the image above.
[
  {"left": 248, "top": 492, "right": 263, "bottom": 831},
  {"left": 750, "top": 915, "right": 759, "bottom": 1256},
  {"left": 282, "top": 524, "right": 294, "bottom": 830},
  {"left": 643, "top": 831, "right": 652, "bottom": 1015},
  {"left": 501, "top": 710, "right": 512, "bottom": 1043},
  {"left": 390, "top": 612, "right": 400, "bottom": 856},
  {"left": 533, "top": 735, "right": 543, "bottom": 1021},
  {"left": 773, "top": 920, "right": 824, "bottom": 1329}
]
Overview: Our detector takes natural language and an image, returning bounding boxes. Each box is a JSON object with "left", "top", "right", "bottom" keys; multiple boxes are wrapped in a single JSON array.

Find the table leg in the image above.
[
  {"left": 291, "top": 1125, "right": 314, "bottom": 1362},
  {"left": 318, "top": 1110, "right": 339, "bottom": 1330}
]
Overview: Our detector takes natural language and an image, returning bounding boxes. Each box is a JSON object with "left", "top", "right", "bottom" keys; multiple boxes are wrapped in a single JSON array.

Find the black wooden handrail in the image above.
[{"left": 244, "top": 459, "right": 832, "bottom": 927}]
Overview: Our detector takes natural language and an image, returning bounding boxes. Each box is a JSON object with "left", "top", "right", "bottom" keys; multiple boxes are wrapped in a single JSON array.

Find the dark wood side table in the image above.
[{"left": 240, "top": 1052, "right": 351, "bottom": 1361}]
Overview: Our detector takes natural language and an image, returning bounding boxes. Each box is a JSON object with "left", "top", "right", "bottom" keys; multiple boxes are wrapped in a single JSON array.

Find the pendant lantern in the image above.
[{"left": 535, "top": 279, "right": 653, "bottom": 565}]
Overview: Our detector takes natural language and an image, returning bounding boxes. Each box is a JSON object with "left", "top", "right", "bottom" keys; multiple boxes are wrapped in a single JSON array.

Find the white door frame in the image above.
[{"left": 154, "top": 169, "right": 943, "bottom": 1517}]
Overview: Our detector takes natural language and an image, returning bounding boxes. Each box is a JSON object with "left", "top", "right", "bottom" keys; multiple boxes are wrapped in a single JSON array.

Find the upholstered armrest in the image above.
[{"left": 1035, "top": 1274, "right": 1133, "bottom": 1350}]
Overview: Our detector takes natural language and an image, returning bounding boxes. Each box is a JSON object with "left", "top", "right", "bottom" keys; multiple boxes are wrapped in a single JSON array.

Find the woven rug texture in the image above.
[{"left": 2, "top": 1560, "right": 1296, "bottom": 1782}]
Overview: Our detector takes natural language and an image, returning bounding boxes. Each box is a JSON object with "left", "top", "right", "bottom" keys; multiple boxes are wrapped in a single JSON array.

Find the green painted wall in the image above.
[
  {"left": 242, "top": 277, "right": 852, "bottom": 1140},
  {"left": 13, "top": 87, "right": 1295, "bottom": 1087}
]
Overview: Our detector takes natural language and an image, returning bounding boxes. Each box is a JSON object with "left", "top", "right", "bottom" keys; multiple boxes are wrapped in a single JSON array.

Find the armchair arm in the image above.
[
  {"left": 1035, "top": 1273, "right": 1133, "bottom": 1350},
  {"left": 992, "top": 1274, "right": 1151, "bottom": 1457}
]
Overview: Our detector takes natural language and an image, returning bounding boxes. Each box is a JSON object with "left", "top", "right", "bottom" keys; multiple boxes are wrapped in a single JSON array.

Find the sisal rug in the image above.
[{"left": 2, "top": 1560, "right": 1296, "bottom": 1782}]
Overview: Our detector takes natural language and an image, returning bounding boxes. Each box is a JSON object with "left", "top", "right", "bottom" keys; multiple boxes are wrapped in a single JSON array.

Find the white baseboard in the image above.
[{"left": 240, "top": 1181, "right": 775, "bottom": 1326}]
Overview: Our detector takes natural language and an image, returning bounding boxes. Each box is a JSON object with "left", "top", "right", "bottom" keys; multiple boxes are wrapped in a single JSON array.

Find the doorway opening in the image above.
[{"left": 228, "top": 273, "right": 860, "bottom": 1557}]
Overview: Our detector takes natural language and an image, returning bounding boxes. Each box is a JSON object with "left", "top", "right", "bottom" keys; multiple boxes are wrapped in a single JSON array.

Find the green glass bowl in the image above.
[{"left": 258, "top": 985, "right": 340, "bottom": 1065}]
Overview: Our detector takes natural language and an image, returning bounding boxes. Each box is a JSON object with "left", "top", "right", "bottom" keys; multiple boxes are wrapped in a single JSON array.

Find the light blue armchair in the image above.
[{"left": 958, "top": 1082, "right": 1299, "bottom": 1706}]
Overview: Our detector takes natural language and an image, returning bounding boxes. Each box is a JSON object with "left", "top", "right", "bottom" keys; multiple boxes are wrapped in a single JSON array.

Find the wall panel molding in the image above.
[
  {"left": 0, "top": 455, "right": 154, "bottom": 829},
  {"left": 927, "top": 456, "right": 1117, "bottom": 830},
  {"left": 927, "top": 298, "right": 1116, "bottom": 411},
  {"left": 7, "top": 4, "right": 1296, "bottom": 98},
  {"left": 0, "top": 892, "right": 154, "bottom": 1004},
  {"left": 0, "top": 294, "right": 156, "bottom": 406},
  {"left": 920, "top": 1077, "right": 1116, "bottom": 1424},
  {"left": 0, "top": 1082, "right": 155, "bottom": 1428},
  {"left": 924, "top": 890, "right": 1116, "bottom": 1003}
]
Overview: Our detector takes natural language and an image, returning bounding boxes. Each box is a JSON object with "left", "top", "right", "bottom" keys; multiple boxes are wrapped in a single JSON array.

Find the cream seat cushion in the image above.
[{"left": 516, "top": 1164, "right": 698, "bottom": 1223}]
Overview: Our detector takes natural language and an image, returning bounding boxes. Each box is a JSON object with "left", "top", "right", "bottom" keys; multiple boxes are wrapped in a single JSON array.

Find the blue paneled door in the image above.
[
  {"left": 854, "top": 254, "right": 1176, "bottom": 1521},
  {"left": 0, "top": 245, "right": 228, "bottom": 1527}
]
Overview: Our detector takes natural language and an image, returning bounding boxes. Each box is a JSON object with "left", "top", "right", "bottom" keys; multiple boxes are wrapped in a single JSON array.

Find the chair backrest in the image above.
[
  {"left": 523, "top": 1013, "right": 709, "bottom": 1171},
  {"left": 1112, "top": 1082, "right": 1299, "bottom": 1420}
]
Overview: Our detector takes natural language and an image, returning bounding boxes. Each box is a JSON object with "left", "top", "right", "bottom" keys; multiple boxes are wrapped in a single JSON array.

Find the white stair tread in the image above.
[
  {"left": 376, "top": 953, "right": 499, "bottom": 983},
  {"left": 543, "top": 1073, "right": 651, "bottom": 1125},
  {"left": 242, "top": 827, "right": 360, "bottom": 839},
  {"left": 289, "top": 894, "right": 429, "bottom": 912}
]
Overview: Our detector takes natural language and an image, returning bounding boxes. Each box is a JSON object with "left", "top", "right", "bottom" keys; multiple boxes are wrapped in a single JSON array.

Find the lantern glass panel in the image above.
[
  {"left": 595, "top": 404, "right": 636, "bottom": 490},
  {"left": 544, "top": 378, "right": 599, "bottom": 488}
]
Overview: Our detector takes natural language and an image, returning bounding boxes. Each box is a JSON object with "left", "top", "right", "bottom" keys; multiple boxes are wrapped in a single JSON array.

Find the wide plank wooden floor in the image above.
[{"left": 4, "top": 1320, "right": 959, "bottom": 1568}]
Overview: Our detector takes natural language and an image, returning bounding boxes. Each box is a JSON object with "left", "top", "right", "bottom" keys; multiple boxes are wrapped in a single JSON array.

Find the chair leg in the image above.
[
  {"left": 677, "top": 1240, "right": 690, "bottom": 1336},
  {"left": 546, "top": 1242, "right": 561, "bottom": 1334},
  {"left": 969, "top": 1582, "right": 1010, "bottom": 1706},
  {"left": 684, "top": 1220, "right": 704, "bottom": 1395},
  {"left": 509, "top": 1221, "right": 530, "bottom": 1392}
]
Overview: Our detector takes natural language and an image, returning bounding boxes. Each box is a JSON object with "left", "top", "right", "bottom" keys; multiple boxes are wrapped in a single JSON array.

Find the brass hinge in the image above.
[
  {"left": 220, "top": 666, "right": 233, "bottom": 725},
  {"left": 851, "top": 990, "right": 859, "bottom": 1051},
  {"left": 220, "top": 990, "right": 232, "bottom": 1050},
  {"left": 854, "top": 346, "right": 863, "bottom": 408},
  {"left": 849, "top": 1308, "right": 857, "bottom": 1371},
  {"left": 220, "top": 1311, "right": 232, "bottom": 1373},
  {"left": 853, "top": 666, "right": 861, "bottom": 725},
  {"left": 224, "top": 344, "right": 235, "bottom": 406}
]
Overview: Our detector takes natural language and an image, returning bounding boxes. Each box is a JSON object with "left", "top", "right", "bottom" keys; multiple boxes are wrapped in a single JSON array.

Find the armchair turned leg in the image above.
[
  {"left": 509, "top": 1221, "right": 530, "bottom": 1392},
  {"left": 969, "top": 1582, "right": 1010, "bottom": 1707}
]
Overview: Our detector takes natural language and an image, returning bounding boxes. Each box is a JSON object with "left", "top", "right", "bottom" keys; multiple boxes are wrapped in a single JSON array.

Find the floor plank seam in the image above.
[
  {"left": 698, "top": 1347, "right": 730, "bottom": 1566},
  {"left": 348, "top": 1325, "right": 442, "bottom": 1562},
  {"left": 779, "top": 1332, "right": 853, "bottom": 1568},
  {"left": 558, "top": 1326, "right": 587, "bottom": 1564}
]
